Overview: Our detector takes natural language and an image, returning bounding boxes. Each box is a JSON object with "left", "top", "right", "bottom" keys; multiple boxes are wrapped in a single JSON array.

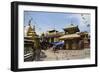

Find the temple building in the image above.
[
  {"left": 59, "top": 24, "right": 90, "bottom": 50},
  {"left": 42, "top": 29, "right": 64, "bottom": 43}
]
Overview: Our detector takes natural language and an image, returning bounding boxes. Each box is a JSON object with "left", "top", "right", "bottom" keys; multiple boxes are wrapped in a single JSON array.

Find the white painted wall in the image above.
[{"left": 0, "top": 0, "right": 99, "bottom": 73}]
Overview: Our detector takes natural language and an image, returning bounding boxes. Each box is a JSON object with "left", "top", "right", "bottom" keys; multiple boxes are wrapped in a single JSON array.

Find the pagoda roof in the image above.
[
  {"left": 59, "top": 34, "right": 80, "bottom": 40},
  {"left": 24, "top": 36, "right": 32, "bottom": 38},
  {"left": 63, "top": 24, "right": 80, "bottom": 32},
  {"left": 63, "top": 24, "right": 78, "bottom": 29},
  {"left": 77, "top": 32, "right": 89, "bottom": 36},
  {"left": 24, "top": 38, "right": 34, "bottom": 45},
  {"left": 24, "top": 39, "right": 34, "bottom": 42},
  {"left": 64, "top": 24, "right": 78, "bottom": 28}
]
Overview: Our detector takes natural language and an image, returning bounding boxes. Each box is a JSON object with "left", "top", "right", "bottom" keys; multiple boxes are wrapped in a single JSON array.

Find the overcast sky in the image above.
[{"left": 24, "top": 11, "right": 90, "bottom": 35}]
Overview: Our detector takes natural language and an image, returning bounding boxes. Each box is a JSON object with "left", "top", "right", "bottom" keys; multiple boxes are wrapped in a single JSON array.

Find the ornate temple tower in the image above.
[{"left": 24, "top": 19, "right": 41, "bottom": 61}]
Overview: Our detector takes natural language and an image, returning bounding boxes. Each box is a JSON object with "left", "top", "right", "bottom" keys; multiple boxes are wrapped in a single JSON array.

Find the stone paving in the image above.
[{"left": 39, "top": 48, "right": 90, "bottom": 61}]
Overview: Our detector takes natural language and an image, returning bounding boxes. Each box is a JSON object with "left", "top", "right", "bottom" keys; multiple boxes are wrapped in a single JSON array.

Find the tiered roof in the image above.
[{"left": 63, "top": 24, "right": 80, "bottom": 34}]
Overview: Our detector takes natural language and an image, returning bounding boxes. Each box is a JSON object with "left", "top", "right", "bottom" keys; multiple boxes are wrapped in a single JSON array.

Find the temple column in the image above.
[
  {"left": 65, "top": 40, "right": 69, "bottom": 49},
  {"left": 72, "top": 39, "right": 77, "bottom": 50}
]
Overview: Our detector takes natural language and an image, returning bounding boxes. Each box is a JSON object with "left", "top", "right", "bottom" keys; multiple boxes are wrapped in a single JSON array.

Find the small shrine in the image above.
[{"left": 59, "top": 24, "right": 83, "bottom": 50}]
